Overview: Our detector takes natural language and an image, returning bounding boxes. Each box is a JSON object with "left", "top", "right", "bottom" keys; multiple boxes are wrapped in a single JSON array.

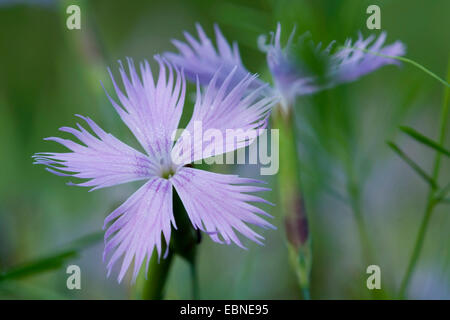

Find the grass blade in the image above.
[
  {"left": 0, "top": 251, "right": 78, "bottom": 282},
  {"left": 0, "top": 231, "right": 103, "bottom": 282},
  {"left": 387, "top": 141, "right": 437, "bottom": 188},
  {"left": 400, "top": 126, "right": 450, "bottom": 157}
]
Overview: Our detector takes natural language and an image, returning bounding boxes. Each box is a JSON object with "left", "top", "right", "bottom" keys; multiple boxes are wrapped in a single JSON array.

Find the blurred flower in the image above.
[
  {"left": 259, "top": 23, "right": 406, "bottom": 112},
  {"left": 164, "top": 23, "right": 264, "bottom": 91},
  {"left": 166, "top": 23, "right": 405, "bottom": 115},
  {"left": 330, "top": 32, "right": 406, "bottom": 83},
  {"left": 258, "top": 26, "right": 327, "bottom": 113},
  {"left": 33, "top": 57, "right": 276, "bottom": 283}
]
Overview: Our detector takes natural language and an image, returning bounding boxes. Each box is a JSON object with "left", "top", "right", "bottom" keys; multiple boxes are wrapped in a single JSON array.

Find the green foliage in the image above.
[
  {"left": 386, "top": 141, "right": 437, "bottom": 188},
  {"left": 399, "top": 126, "right": 450, "bottom": 157},
  {"left": 0, "top": 232, "right": 102, "bottom": 282}
]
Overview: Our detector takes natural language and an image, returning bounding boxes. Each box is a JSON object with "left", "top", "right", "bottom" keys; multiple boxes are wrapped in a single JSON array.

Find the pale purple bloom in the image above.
[
  {"left": 164, "top": 23, "right": 265, "bottom": 91},
  {"left": 330, "top": 31, "right": 406, "bottom": 83},
  {"left": 172, "top": 68, "right": 275, "bottom": 165},
  {"left": 260, "top": 23, "right": 406, "bottom": 111},
  {"left": 259, "top": 26, "right": 320, "bottom": 112},
  {"left": 33, "top": 57, "right": 276, "bottom": 282},
  {"left": 166, "top": 23, "right": 406, "bottom": 113}
]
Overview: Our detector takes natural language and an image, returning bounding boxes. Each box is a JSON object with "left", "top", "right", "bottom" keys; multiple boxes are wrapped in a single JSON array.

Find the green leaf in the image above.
[
  {"left": 387, "top": 141, "right": 437, "bottom": 188},
  {"left": 0, "top": 231, "right": 103, "bottom": 282},
  {"left": 399, "top": 126, "right": 450, "bottom": 157},
  {"left": 0, "top": 251, "right": 78, "bottom": 282}
]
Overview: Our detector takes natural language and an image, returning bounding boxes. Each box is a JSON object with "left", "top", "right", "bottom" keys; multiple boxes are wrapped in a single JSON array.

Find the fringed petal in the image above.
[
  {"left": 105, "top": 57, "right": 185, "bottom": 162},
  {"left": 33, "top": 115, "right": 157, "bottom": 191},
  {"left": 103, "top": 177, "right": 175, "bottom": 283},
  {"left": 164, "top": 23, "right": 265, "bottom": 90},
  {"left": 260, "top": 23, "right": 406, "bottom": 110},
  {"left": 171, "top": 167, "right": 275, "bottom": 249},
  {"left": 171, "top": 68, "right": 278, "bottom": 165}
]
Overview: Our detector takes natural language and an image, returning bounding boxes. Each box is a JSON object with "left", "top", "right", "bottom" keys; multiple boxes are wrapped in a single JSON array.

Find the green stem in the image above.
[
  {"left": 189, "top": 260, "right": 199, "bottom": 300},
  {"left": 142, "top": 249, "right": 174, "bottom": 300},
  {"left": 172, "top": 188, "right": 201, "bottom": 299},
  {"left": 273, "top": 107, "right": 313, "bottom": 298},
  {"left": 141, "top": 189, "right": 199, "bottom": 300},
  {"left": 398, "top": 58, "right": 450, "bottom": 298},
  {"left": 398, "top": 201, "right": 434, "bottom": 298}
]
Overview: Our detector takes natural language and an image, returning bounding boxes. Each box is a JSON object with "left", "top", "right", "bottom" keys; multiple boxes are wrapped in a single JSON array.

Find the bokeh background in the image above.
[{"left": 0, "top": 0, "right": 449, "bottom": 299}]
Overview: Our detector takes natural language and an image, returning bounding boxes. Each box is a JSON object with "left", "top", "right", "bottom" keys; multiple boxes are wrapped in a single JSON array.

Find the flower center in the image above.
[
  {"left": 158, "top": 155, "right": 177, "bottom": 179},
  {"left": 161, "top": 167, "right": 175, "bottom": 179}
]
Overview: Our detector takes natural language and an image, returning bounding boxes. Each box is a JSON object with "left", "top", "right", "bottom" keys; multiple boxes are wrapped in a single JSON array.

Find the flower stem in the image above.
[
  {"left": 172, "top": 188, "right": 201, "bottom": 299},
  {"left": 189, "top": 259, "right": 200, "bottom": 300},
  {"left": 273, "top": 107, "right": 313, "bottom": 299},
  {"left": 398, "top": 58, "right": 450, "bottom": 298},
  {"left": 141, "top": 189, "right": 200, "bottom": 300},
  {"left": 142, "top": 248, "right": 174, "bottom": 300}
]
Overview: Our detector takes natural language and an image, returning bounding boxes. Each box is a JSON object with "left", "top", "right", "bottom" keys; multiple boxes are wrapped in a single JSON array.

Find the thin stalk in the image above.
[
  {"left": 398, "top": 200, "right": 434, "bottom": 298},
  {"left": 398, "top": 58, "right": 450, "bottom": 298},
  {"left": 141, "top": 189, "right": 199, "bottom": 300},
  {"left": 189, "top": 260, "right": 200, "bottom": 300},
  {"left": 142, "top": 249, "right": 174, "bottom": 300},
  {"left": 349, "top": 184, "right": 374, "bottom": 267},
  {"left": 273, "top": 107, "right": 312, "bottom": 300},
  {"left": 171, "top": 188, "right": 201, "bottom": 300}
]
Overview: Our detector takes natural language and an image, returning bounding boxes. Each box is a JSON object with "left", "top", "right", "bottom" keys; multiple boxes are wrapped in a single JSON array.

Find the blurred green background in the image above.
[{"left": 0, "top": 0, "right": 449, "bottom": 299}]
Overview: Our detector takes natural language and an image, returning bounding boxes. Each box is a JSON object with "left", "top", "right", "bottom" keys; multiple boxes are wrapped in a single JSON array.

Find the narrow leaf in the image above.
[
  {"left": 400, "top": 126, "right": 450, "bottom": 157},
  {"left": 387, "top": 141, "right": 437, "bottom": 188},
  {"left": 0, "top": 251, "right": 78, "bottom": 282},
  {"left": 0, "top": 231, "right": 103, "bottom": 282}
]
